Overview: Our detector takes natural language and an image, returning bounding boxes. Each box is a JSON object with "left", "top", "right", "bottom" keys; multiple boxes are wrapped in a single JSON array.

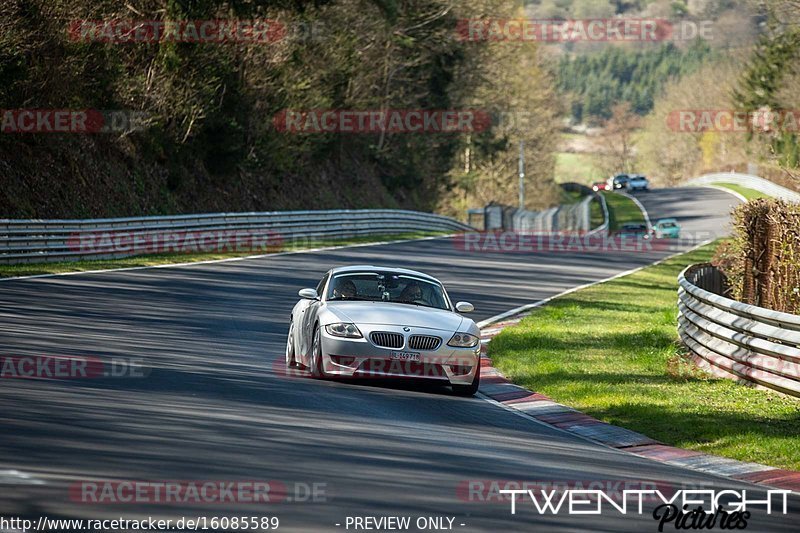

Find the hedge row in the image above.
[{"left": 714, "top": 199, "right": 800, "bottom": 314}]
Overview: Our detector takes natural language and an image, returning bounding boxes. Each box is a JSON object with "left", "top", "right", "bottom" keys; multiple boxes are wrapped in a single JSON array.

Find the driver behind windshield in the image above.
[
  {"left": 399, "top": 281, "right": 423, "bottom": 303},
  {"left": 332, "top": 278, "right": 357, "bottom": 299}
]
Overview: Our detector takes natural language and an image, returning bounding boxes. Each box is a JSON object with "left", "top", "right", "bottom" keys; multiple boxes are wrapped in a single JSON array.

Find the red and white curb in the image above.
[{"left": 477, "top": 312, "right": 800, "bottom": 492}]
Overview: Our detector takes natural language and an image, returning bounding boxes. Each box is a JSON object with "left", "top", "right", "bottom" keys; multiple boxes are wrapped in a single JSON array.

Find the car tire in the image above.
[
  {"left": 285, "top": 321, "right": 298, "bottom": 368},
  {"left": 310, "top": 326, "right": 328, "bottom": 379},
  {"left": 452, "top": 362, "right": 481, "bottom": 396}
]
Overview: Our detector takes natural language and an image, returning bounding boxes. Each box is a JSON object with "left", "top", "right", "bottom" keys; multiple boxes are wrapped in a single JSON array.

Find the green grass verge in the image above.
[
  {"left": 489, "top": 242, "right": 800, "bottom": 470},
  {"left": 555, "top": 152, "right": 603, "bottom": 184},
  {"left": 560, "top": 188, "right": 586, "bottom": 204},
  {"left": 589, "top": 197, "right": 604, "bottom": 228},
  {"left": 0, "top": 231, "right": 447, "bottom": 278},
  {"left": 711, "top": 182, "right": 770, "bottom": 201},
  {"left": 602, "top": 191, "right": 646, "bottom": 231}
]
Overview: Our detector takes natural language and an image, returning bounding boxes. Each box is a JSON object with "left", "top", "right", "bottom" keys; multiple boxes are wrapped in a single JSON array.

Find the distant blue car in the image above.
[{"left": 652, "top": 218, "right": 681, "bottom": 239}]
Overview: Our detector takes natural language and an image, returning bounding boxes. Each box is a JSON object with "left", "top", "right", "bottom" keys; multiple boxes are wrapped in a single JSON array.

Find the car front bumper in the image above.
[
  {"left": 655, "top": 228, "right": 680, "bottom": 238},
  {"left": 319, "top": 325, "right": 480, "bottom": 385}
]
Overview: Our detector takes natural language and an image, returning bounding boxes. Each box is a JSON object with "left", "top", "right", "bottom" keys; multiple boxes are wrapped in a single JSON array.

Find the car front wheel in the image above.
[
  {"left": 310, "top": 326, "right": 328, "bottom": 379},
  {"left": 285, "top": 321, "right": 298, "bottom": 368},
  {"left": 452, "top": 363, "right": 480, "bottom": 396}
]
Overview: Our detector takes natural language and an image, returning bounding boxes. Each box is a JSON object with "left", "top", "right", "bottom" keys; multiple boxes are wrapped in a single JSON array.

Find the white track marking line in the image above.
[
  {"left": 617, "top": 190, "right": 652, "bottom": 230},
  {"left": 0, "top": 469, "right": 44, "bottom": 485},
  {"left": 478, "top": 237, "right": 713, "bottom": 329},
  {"left": 697, "top": 184, "right": 749, "bottom": 203}
]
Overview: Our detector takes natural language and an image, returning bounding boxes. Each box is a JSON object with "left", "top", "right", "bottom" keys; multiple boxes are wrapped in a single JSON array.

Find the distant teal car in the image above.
[{"left": 652, "top": 218, "right": 681, "bottom": 239}]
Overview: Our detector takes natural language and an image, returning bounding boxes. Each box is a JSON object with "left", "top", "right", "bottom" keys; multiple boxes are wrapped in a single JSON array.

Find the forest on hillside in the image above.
[
  {"left": 557, "top": 41, "right": 714, "bottom": 122},
  {"left": 636, "top": 0, "right": 800, "bottom": 186},
  {"left": 544, "top": 0, "right": 799, "bottom": 191},
  {"left": 1, "top": 0, "right": 796, "bottom": 219},
  {"left": 0, "top": 0, "right": 559, "bottom": 219}
]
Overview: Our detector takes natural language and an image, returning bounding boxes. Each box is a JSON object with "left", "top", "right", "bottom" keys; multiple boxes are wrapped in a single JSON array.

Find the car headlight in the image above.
[
  {"left": 448, "top": 332, "right": 479, "bottom": 348},
  {"left": 325, "top": 323, "right": 363, "bottom": 338}
]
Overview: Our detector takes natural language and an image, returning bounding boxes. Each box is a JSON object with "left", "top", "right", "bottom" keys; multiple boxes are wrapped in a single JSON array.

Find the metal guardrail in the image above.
[
  {"left": 678, "top": 263, "right": 800, "bottom": 397},
  {"left": 686, "top": 172, "right": 800, "bottom": 202},
  {"left": 485, "top": 198, "right": 593, "bottom": 233},
  {"left": 586, "top": 191, "right": 609, "bottom": 237},
  {"left": 0, "top": 209, "right": 472, "bottom": 264},
  {"left": 482, "top": 184, "right": 608, "bottom": 234}
]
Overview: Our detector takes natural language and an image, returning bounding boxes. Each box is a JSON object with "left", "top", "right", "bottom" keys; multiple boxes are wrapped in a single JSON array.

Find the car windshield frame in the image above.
[{"left": 325, "top": 271, "right": 452, "bottom": 311}]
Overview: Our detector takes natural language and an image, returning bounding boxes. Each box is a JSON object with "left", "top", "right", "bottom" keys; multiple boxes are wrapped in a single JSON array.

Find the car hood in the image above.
[{"left": 323, "top": 301, "right": 464, "bottom": 331}]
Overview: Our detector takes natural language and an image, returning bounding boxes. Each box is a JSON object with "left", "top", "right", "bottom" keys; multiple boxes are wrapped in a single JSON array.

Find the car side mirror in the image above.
[
  {"left": 455, "top": 301, "right": 474, "bottom": 313},
  {"left": 299, "top": 288, "right": 319, "bottom": 300}
]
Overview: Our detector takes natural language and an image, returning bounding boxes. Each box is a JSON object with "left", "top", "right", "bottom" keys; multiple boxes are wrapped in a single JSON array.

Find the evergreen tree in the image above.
[{"left": 556, "top": 41, "right": 713, "bottom": 123}]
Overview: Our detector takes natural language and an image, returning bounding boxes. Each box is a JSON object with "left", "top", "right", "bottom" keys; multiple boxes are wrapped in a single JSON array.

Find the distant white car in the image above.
[
  {"left": 286, "top": 265, "right": 482, "bottom": 396},
  {"left": 627, "top": 175, "right": 649, "bottom": 192}
]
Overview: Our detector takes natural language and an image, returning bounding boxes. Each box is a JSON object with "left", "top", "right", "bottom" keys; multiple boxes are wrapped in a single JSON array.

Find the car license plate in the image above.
[{"left": 391, "top": 351, "right": 420, "bottom": 362}]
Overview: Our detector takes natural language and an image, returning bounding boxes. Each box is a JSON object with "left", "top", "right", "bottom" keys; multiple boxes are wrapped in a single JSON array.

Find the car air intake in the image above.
[
  {"left": 370, "top": 332, "right": 404, "bottom": 349},
  {"left": 408, "top": 335, "right": 442, "bottom": 351}
]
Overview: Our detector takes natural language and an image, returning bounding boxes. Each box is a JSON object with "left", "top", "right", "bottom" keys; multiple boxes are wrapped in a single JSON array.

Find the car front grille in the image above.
[
  {"left": 408, "top": 335, "right": 442, "bottom": 351},
  {"left": 370, "top": 332, "right": 404, "bottom": 349}
]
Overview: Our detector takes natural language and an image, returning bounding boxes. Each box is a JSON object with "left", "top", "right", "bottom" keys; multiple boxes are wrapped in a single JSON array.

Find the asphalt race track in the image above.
[{"left": 2, "top": 187, "right": 796, "bottom": 532}]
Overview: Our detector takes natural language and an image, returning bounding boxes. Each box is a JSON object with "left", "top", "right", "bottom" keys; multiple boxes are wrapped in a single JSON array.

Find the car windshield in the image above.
[
  {"left": 327, "top": 272, "right": 450, "bottom": 310},
  {"left": 659, "top": 222, "right": 677, "bottom": 228}
]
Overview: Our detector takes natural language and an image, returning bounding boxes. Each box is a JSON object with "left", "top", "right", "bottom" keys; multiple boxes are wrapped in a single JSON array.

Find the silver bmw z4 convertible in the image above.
[{"left": 286, "top": 265, "right": 481, "bottom": 396}]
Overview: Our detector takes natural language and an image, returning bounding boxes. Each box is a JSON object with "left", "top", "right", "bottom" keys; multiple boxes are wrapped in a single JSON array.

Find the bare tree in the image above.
[{"left": 595, "top": 103, "right": 641, "bottom": 177}]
